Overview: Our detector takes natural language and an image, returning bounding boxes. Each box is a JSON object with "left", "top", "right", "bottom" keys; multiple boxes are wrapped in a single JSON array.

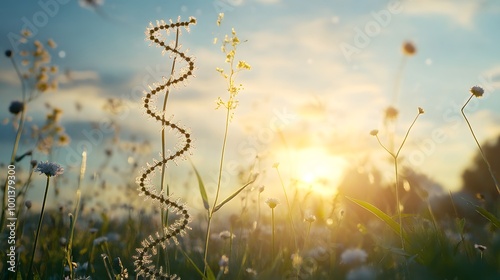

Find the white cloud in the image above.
[{"left": 403, "top": 0, "right": 481, "bottom": 28}]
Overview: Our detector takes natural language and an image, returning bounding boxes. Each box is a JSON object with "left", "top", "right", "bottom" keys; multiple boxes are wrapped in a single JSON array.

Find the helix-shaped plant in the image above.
[{"left": 133, "top": 16, "right": 196, "bottom": 279}]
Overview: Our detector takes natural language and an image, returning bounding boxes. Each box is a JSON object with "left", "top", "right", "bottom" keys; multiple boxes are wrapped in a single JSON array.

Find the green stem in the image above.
[
  {"left": 27, "top": 176, "right": 51, "bottom": 280},
  {"left": 461, "top": 96, "right": 500, "bottom": 194},
  {"left": 271, "top": 208, "right": 276, "bottom": 259},
  {"left": 203, "top": 106, "right": 231, "bottom": 274}
]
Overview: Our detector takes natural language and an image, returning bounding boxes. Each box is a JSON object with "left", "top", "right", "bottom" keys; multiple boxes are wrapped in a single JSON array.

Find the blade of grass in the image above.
[
  {"left": 475, "top": 205, "right": 500, "bottom": 229},
  {"left": 213, "top": 176, "right": 256, "bottom": 213},
  {"left": 178, "top": 247, "right": 214, "bottom": 280},
  {"left": 190, "top": 159, "right": 210, "bottom": 211},
  {"left": 346, "top": 196, "right": 409, "bottom": 243}
]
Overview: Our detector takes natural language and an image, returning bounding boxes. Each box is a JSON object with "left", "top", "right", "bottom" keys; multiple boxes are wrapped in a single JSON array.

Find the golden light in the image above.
[{"left": 281, "top": 146, "right": 348, "bottom": 196}]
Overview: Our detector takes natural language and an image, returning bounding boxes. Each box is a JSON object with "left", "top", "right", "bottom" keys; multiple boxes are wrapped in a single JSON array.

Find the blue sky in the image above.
[{"left": 1, "top": 0, "right": 500, "bottom": 209}]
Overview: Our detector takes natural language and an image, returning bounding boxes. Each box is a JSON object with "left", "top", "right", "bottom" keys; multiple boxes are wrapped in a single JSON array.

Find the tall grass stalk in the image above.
[
  {"left": 203, "top": 15, "right": 251, "bottom": 274},
  {"left": 158, "top": 24, "right": 180, "bottom": 276},
  {"left": 461, "top": 88, "right": 500, "bottom": 195},
  {"left": 372, "top": 107, "right": 423, "bottom": 250}
]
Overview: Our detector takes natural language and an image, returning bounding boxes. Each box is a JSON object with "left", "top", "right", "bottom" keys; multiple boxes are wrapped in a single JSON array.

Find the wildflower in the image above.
[
  {"left": 291, "top": 253, "right": 303, "bottom": 269},
  {"left": 93, "top": 236, "right": 108, "bottom": 246},
  {"left": 237, "top": 60, "right": 251, "bottom": 70},
  {"left": 402, "top": 41, "right": 416, "bottom": 56},
  {"left": 272, "top": 162, "right": 279, "bottom": 168},
  {"left": 217, "top": 13, "right": 224, "bottom": 26},
  {"left": 341, "top": 248, "right": 368, "bottom": 264},
  {"left": 25, "top": 200, "right": 32, "bottom": 209},
  {"left": 9, "top": 101, "right": 24, "bottom": 115},
  {"left": 265, "top": 198, "right": 280, "bottom": 209},
  {"left": 304, "top": 213, "right": 316, "bottom": 223},
  {"left": 30, "top": 160, "right": 38, "bottom": 168},
  {"left": 418, "top": 107, "right": 424, "bottom": 114},
  {"left": 5, "top": 50, "right": 12, "bottom": 57},
  {"left": 245, "top": 268, "right": 257, "bottom": 276},
  {"left": 219, "top": 230, "right": 235, "bottom": 240},
  {"left": 369, "top": 129, "right": 379, "bottom": 136},
  {"left": 60, "top": 237, "right": 68, "bottom": 246},
  {"left": 384, "top": 106, "right": 399, "bottom": 120},
  {"left": 474, "top": 244, "right": 487, "bottom": 252},
  {"left": 35, "top": 161, "right": 64, "bottom": 177},
  {"left": 259, "top": 185, "right": 265, "bottom": 193},
  {"left": 470, "top": 86, "right": 484, "bottom": 97},
  {"left": 47, "top": 39, "right": 57, "bottom": 49},
  {"left": 219, "top": 255, "right": 229, "bottom": 274}
]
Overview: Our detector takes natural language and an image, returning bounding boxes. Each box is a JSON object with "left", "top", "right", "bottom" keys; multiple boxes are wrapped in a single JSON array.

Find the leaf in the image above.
[
  {"left": 475, "top": 205, "right": 500, "bottom": 229},
  {"left": 346, "top": 196, "right": 408, "bottom": 242},
  {"left": 213, "top": 176, "right": 256, "bottom": 213},
  {"left": 190, "top": 160, "right": 210, "bottom": 211},
  {"left": 178, "top": 247, "right": 210, "bottom": 280}
]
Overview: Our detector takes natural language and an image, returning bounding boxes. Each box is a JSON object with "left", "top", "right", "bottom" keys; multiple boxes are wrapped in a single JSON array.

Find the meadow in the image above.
[{"left": 1, "top": 3, "right": 500, "bottom": 280}]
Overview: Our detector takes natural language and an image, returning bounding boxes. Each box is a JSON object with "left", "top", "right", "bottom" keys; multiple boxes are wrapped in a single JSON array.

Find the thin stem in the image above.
[
  {"left": 271, "top": 208, "right": 276, "bottom": 259},
  {"left": 203, "top": 106, "right": 231, "bottom": 274},
  {"left": 27, "top": 176, "right": 51, "bottom": 280},
  {"left": 461, "top": 96, "right": 500, "bottom": 194},
  {"left": 276, "top": 166, "right": 298, "bottom": 249},
  {"left": 394, "top": 158, "right": 404, "bottom": 250}
]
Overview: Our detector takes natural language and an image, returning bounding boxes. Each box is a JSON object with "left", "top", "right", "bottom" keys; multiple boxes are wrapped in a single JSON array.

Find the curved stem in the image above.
[
  {"left": 461, "top": 96, "right": 500, "bottom": 194},
  {"left": 27, "top": 176, "right": 51, "bottom": 280}
]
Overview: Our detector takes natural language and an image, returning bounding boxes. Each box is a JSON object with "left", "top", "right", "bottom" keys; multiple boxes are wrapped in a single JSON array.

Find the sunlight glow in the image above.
[{"left": 284, "top": 147, "right": 348, "bottom": 196}]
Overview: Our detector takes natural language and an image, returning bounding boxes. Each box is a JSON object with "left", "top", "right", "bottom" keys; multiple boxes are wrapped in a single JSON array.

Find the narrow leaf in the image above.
[
  {"left": 190, "top": 160, "right": 210, "bottom": 211},
  {"left": 213, "top": 176, "right": 256, "bottom": 213},
  {"left": 475, "top": 205, "right": 500, "bottom": 229},
  {"left": 346, "top": 196, "right": 408, "bottom": 241},
  {"left": 178, "top": 247, "right": 209, "bottom": 280}
]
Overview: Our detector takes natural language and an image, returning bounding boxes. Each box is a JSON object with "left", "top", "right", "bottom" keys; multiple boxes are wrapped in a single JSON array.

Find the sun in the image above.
[{"left": 280, "top": 146, "right": 348, "bottom": 195}]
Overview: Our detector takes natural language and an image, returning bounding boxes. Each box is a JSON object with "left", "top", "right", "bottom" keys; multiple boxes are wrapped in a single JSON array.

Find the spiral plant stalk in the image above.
[{"left": 134, "top": 16, "right": 196, "bottom": 279}]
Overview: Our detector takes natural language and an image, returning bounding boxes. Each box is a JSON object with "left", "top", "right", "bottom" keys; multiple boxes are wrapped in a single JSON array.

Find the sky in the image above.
[{"left": 1, "top": 0, "right": 500, "bottom": 210}]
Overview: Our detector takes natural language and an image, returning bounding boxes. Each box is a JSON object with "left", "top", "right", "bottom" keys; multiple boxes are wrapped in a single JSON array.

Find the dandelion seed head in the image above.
[
  {"left": 35, "top": 161, "right": 64, "bottom": 177},
  {"left": 470, "top": 85, "right": 484, "bottom": 97}
]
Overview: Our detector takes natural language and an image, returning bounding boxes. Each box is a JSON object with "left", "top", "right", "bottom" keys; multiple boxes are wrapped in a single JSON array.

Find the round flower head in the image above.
[
  {"left": 341, "top": 248, "right": 368, "bottom": 264},
  {"left": 35, "top": 161, "right": 64, "bottom": 177},
  {"left": 402, "top": 41, "right": 416, "bottom": 56},
  {"left": 9, "top": 101, "right": 24, "bottom": 115},
  {"left": 265, "top": 198, "right": 280, "bottom": 209},
  {"left": 470, "top": 86, "right": 484, "bottom": 97},
  {"left": 384, "top": 106, "right": 399, "bottom": 120},
  {"left": 369, "top": 129, "right": 379, "bottom": 136}
]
